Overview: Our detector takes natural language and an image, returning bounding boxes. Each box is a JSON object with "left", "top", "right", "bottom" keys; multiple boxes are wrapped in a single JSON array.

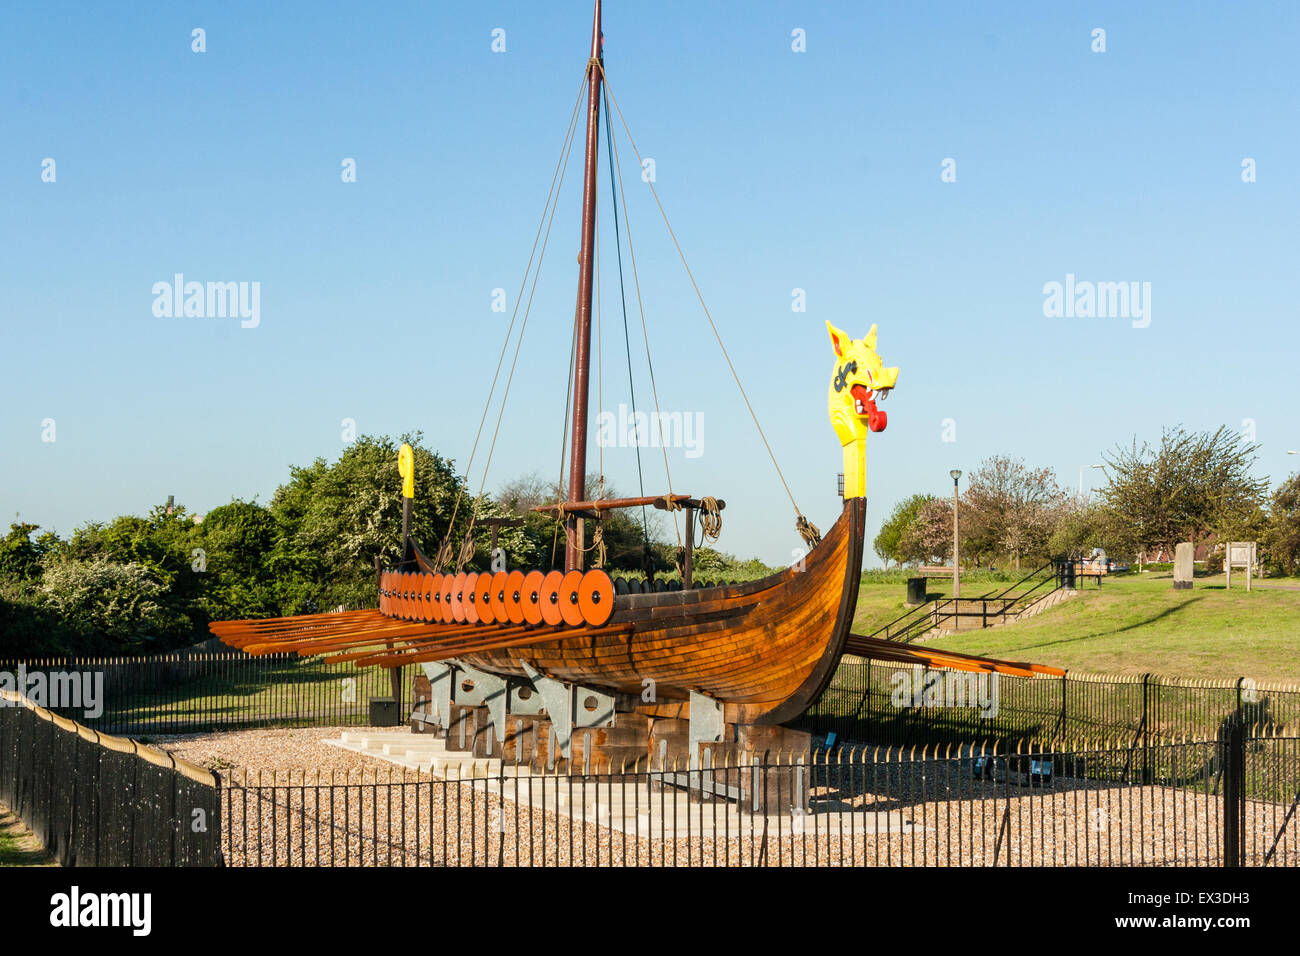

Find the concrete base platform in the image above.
[{"left": 321, "top": 730, "right": 925, "bottom": 838}]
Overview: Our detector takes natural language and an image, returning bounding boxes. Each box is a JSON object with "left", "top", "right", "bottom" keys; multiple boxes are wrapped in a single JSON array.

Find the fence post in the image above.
[
  {"left": 1059, "top": 674, "right": 1067, "bottom": 739},
  {"left": 1222, "top": 718, "right": 1244, "bottom": 867},
  {"left": 1142, "top": 674, "right": 1152, "bottom": 785}
]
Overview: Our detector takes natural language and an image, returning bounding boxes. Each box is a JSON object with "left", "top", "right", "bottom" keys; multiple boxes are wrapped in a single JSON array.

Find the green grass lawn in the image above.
[{"left": 853, "top": 570, "right": 1300, "bottom": 684}]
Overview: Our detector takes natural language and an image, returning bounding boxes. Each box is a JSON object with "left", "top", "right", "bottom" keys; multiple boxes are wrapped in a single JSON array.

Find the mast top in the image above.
[{"left": 590, "top": 0, "right": 603, "bottom": 63}]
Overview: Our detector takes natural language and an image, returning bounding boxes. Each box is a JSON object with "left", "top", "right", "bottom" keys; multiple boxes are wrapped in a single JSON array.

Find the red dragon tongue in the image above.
[{"left": 850, "top": 383, "right": 874, "bottom": 415}]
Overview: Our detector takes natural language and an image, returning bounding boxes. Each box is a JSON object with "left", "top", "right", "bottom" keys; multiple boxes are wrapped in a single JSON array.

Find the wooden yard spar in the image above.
[{"left": 211, "top": 1, "right": 906, "bottom": 747}]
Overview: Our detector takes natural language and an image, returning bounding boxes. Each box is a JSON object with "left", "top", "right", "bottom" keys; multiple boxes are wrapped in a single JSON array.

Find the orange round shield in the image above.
[
  {"left": 403, "top": 572, "right": 417, "bottom": 620},
  {"left": 427, "top": 573, "right": 442, "bottom": 622},
  {"left": 420, "top": 573, "right": 437, "bottom": 622},
  {"left": 463, "top": 572, "right": 480, "bottom": 624},
  {"left": 477, "top": 574, "right": 497, "bottom": 624},
  {"left": 379, "top": 572, "right": 389, "bottom": 615},
  {"left": 559, "top": 570, "right": 585, "bottom": 627},
  {"left": 441, "top": 574, "right": 456, "bottom": 623},
  {"left": 489, "top": 571, "right": 509, "bottom": 622},
  {"left": 473, "top": 573, "right": 493, "bottom": 625},
  {"left": 579, "top": 569, "right": 615, "bottom": 627},
  {"left": 394, "top": 572, "right": 408, "bottom": 619},
  {"left": 522, "top": 570, "right": 545, "bottom": 626},
  {"left": 540, "top": 570, "right": 564, "bottom": 626},
  {"left": 505, "top": 570, "right": 526, "bottom": 625},
  {"left": 450, "top": 572, "right": 467, "bottom": 623}
]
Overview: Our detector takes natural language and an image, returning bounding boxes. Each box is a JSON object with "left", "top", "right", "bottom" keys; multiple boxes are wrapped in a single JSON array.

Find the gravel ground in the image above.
[{"left": 153, "top": 727, "right": 1300, "bottom": 867}]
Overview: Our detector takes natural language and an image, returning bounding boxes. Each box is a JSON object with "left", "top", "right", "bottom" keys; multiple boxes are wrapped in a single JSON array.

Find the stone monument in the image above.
[{"left": 1173, "top": 542, "right": 1194, "bottom": 590}]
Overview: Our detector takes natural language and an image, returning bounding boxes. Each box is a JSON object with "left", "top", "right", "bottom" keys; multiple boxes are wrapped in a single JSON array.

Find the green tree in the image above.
[
  {"left": 270, "top": 433, "right": 468, "bottom": 611},
  {"left": 1263, "top": 473, "right": 1300, "bottom": 576},
  {"left": 962, "top": 456, "right": 1064, "bottom": 570},
  {"left": 899, "top": 497, "right": 954, "bottom": 565},
  {"left": 874, "top": 494, "right": 933, "bottom": 568},
  {"left": 38, "top": 555, "right": 175, "bottom": 651},
  {"left": 497, "top": 471, "right": 665, "bottom": 574},
  {"left": 0, "top": 523, "right": 49, "bottom": 583},
  {"left": 267, "top": 433, "right": 540, "bottom": 611},
  {"left": 1048, "top": 499, "right": 1142, "bottom": 561},
  {"left": 192, "top": 499, "right": 280, "bottom": 620},
  {"left": 1100, "top": 426, "right": 1268, "bottom": 557}
]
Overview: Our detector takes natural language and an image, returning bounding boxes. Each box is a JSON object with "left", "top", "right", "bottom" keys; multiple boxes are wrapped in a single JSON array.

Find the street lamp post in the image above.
[
  {"left": 950, "top": 469, "right": 962, "bottom": 599},
  {"left": 1089, "top": 463, "right": 1105, "bottom": 495},
  {"left": 1080, "top": 462, "right": 1106, "bottom": 498}
]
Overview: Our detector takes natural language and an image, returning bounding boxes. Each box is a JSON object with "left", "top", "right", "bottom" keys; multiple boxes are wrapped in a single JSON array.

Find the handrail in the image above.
[
  {"left": 864, "top": 558, "right": 1068, "bottom": 645},
  {"left": 870, "top": 596, "right": 939, "bottom": 638},
  {"left": 988, "top": 559, "right": 1056, "bottom": 601}
]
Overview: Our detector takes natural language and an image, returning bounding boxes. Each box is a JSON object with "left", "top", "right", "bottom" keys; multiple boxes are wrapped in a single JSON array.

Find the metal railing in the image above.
[
  {"left": 3, "top": 683, "right": 1296, "bottom": 867},
  {"left": 866, "top": 560, "right": 1064, "bottom": 643},
  {"left": 802, "top": 656, "right": 1300, "bottom": 749},
  {"left": 0, "top": 652, "right": 414, "bottom": 735},
  {"left": 215, "top": 733, "right": 1299, "bottom": 867}
]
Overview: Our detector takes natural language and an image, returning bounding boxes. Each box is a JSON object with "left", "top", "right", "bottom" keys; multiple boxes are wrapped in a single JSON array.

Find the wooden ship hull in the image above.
[{"left": 455, "top": 497, "right": 864, "bottom": 725}]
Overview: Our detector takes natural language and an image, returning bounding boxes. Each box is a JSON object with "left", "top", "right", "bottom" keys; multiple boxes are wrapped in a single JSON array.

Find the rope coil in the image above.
[
  {"left": 796, "top": 515, "right": 822, "bottom": 549},
  {"left": 455, "top": 533, "right": 476, "bottom": 571},
  {"left": 697, "top": 495, "right": 722, "bottom": 545},
  {"left": 434, "top": 536, "right": 453, "bottom": 570}
]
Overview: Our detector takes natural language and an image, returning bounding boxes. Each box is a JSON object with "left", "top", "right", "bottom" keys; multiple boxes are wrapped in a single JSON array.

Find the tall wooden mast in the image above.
[{"left": 565, "top": 0, "right": 604, "bottom": 571}]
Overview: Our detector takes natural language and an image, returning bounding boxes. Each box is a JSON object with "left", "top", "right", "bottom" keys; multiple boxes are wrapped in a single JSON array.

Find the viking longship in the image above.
[{"left": 212, "top": 1, "right": 916, "bottom": 759}]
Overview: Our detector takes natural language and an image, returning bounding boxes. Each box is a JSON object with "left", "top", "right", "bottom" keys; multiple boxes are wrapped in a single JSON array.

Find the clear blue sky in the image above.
[{"left": 2, "top": 1, "right": 1297, "bottom": 568}]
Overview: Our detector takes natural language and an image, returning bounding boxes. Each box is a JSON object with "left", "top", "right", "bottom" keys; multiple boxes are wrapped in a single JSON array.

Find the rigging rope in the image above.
[
  {"left": 598, "top": 63, "right": 809, "bottom": 530},
  {"left": 456, "top": 69, "right": 589, "bottom": 569},
  {"left": 438, "top": 74, "right": 588, "bottom": 569},
  {"left": 600, "top": 84, "right": 681, "bottom": 549},
  {"left": 596, "top": 207, "right": 603, "bottom": 488},
  {"left": 602, "top": 89, "right": 652, "bottom": 547},
  {"left": 553, "top": 278, "right": 580, "bottom": 563}
]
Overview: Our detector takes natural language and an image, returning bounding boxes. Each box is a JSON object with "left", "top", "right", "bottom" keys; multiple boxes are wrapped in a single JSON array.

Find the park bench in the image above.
[
  {"left": 917, "top": 565, "right": 956, "bottom": 577},
  {"left": 1072, "top": 563, "right": 1108, "bottom": 587}
]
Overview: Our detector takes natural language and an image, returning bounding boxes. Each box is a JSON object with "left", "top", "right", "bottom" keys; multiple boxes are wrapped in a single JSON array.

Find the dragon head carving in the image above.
[{"left": 826, "top": 321, "right": 899, "bottom": 498}]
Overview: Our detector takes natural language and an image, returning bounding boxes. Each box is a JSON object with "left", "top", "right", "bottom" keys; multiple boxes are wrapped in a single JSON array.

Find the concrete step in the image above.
[{"left": 382, "top": 739, "right": 455, "bottom": 756}]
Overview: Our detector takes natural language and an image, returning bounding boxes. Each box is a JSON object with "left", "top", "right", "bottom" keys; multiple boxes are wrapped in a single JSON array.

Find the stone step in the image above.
[{"left": 382, "top": 739, "right": 453, "bottom": 756}]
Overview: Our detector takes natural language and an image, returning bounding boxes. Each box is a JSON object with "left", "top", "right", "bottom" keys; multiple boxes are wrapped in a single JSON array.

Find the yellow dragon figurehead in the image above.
[{"left": 826, "top": 321, "right": 899, "bottom": 499}]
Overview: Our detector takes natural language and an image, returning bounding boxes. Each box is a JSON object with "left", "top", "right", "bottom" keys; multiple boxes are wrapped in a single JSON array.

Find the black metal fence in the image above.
[
  {"left": 216, "top": 732, "right": 1300, "bottom": 867},
  {"left": 0, "top": 690, "right": 220, "bottom": 866},
  {"left": 801, "top": 655, "right": 1300, "bottom": 749},
  {"left": 4, "top": 679, "right": 1296, "bottom": 867},
  {"left": 0, "top": 653, "right": 415, "bottom": 735}
]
